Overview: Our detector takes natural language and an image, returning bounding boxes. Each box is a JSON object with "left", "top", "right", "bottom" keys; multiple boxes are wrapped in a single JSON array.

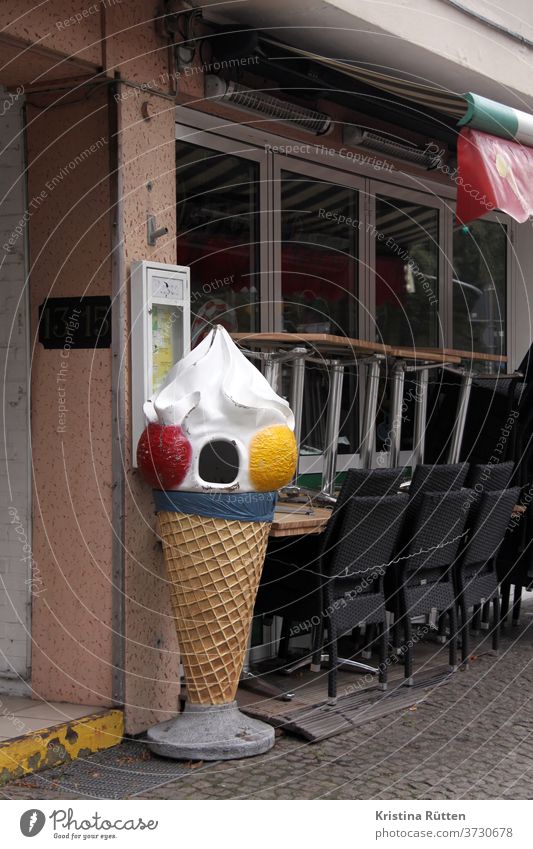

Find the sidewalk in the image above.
[{"left": 2, "top": 601, "right": 533, "bottom": 800}]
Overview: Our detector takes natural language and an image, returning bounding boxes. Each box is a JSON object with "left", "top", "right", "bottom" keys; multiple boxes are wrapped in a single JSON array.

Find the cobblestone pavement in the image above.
[{"left": 3, "top": 614, "right": 533, "bottom": 801}]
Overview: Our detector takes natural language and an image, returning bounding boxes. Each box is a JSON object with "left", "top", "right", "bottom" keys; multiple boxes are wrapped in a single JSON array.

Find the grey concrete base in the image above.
[{"left": 146, "top": 701, "right": 275, "bottom": 761}]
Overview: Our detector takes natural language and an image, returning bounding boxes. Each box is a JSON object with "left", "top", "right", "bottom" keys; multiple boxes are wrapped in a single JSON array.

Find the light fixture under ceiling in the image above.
[{"left": 205, "top": 75, "right": 332, "bottom": 135}]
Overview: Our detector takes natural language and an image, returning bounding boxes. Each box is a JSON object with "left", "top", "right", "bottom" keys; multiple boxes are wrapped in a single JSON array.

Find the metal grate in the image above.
[{"left": 15, "top": 740, "right": 216, "bottom": 799}]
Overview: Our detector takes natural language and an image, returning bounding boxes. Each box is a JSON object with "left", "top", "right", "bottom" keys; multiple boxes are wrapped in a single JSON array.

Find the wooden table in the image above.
[
  {"left": 270, "top": 506, "right": 331, "bottom": 537},
  {"left": 418, "top": 347, "right": 508, "bottom": 364},
  {"left": 233, "top": 331, "right": 389, "bottom": 358}
]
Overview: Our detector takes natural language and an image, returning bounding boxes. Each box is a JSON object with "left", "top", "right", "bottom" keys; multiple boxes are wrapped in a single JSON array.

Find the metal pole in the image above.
[
  {"left": 448, "top": 370, "right": 473, "bottom": 463},
  {"left": 322, "top": 360, "right": 344, "bottom": 495},
  {"left": 264, "top": 356, "right": 280, "bottom": 392},
  {"left": 389, "top": 362, "right": 405, "bottom": 468},
  {"left": 412, "top": 367, "right": 429, "bottom": 467},
  {"left": 289, "top": 348, "right": 306, "bottom": 483},
  {"left": 109, "top": 77, "right": 126, "bottom": 706},
  {"left": 360, "top": 358, "right": 380, "bottom": 469}
]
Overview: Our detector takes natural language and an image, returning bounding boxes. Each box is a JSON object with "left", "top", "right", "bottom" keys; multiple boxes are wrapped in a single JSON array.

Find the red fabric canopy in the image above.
[{"left": 456, "top": 127, "right": 533, "bottom": 223}]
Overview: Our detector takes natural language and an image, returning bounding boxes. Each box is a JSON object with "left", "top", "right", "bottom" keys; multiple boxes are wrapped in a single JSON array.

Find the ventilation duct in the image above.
[
  {"left": 205, "top": 75, "right": 332, "bottom": 135},
  {"left": 343, "top": 125, "right": 443, "bottom": 168}
]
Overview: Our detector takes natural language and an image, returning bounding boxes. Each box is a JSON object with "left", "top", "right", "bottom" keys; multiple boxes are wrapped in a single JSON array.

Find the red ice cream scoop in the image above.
[{"left": 137, "top": 422, "right": 192, "bottom": 490}]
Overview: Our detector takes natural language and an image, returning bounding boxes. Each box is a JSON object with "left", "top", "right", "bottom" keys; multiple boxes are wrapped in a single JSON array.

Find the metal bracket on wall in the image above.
[{"left": 147, "top": 214, "right": 169, "bottom": 246}]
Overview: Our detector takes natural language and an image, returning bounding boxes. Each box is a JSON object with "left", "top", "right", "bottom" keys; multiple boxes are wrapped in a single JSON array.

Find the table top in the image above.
[
  {"left": 418, "top": 347, "right": 508, "bottom": 364},
  {"left": 270, "top": 506, "right": 331, "bottom": 537},
  {"left": 233, "top": 333, "right": 461, "bottom": 364},
  {"left": 233, "top": 333, "right": 515, "bottom": 370},
  {"left": 387, "top": 346, "right": 461, "bottom": 364},
  {"left": 233, "top": 332, "right": 388, "bottom": 357}
]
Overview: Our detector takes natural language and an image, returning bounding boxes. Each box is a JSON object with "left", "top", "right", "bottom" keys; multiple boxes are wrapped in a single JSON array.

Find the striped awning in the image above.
[{"left": 260, "top": 36, "right": 467, "bottom": 119}]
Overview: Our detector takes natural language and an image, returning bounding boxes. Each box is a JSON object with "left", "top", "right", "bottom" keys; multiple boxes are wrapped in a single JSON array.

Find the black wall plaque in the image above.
[{"left": 38, "top": 297, "right": 112, "bottom": 349}]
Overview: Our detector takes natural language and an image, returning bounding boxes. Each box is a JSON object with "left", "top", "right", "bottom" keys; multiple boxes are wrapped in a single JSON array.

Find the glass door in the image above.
[
  {"left": 272, "top": 158, "right": 368, "bottom": 476},
  {"left": 175, "top": 126, "right": 270, "bottom": 344},
  {"left": 367, "top": 181, "right": 446, "bottom": 460},
  {"left": 451, "top": 213, "right": 510, "bottom": 367},
  {"left": 368, "top": 183, "right": 446, "bottom": 348}
]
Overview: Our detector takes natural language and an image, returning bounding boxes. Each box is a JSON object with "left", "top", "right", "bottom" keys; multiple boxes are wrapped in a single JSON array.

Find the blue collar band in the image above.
[{"left": 153, "top": 489, "right": 277, "bottom": 523}]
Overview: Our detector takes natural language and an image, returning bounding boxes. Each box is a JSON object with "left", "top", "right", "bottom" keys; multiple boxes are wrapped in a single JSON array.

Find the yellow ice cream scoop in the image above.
[{"left": 249, "top": 425, "right": 297, "bottom": 491}]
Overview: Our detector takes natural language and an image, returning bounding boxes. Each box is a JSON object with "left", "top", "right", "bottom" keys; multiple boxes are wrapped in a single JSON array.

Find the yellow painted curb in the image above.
[{"left": 0, "top": 709, "right": 124, "bottom": 785}]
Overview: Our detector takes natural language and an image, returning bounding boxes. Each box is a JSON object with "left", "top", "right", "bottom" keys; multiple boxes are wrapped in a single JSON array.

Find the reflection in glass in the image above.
[
  {"left": 375, "top": 196, "right": 439, "bottom": 347},
  {"left": 453, "top": 220, "right": 507, "bottom": 362},
  {"left": 176, "top": 141, "right": 260, "bottom": 346},
  {"left": 280, "top": 172, "right": 359, "bottom": 461},
  {"left": 281, "top": 172, "right": 359, "bottom": 336}
]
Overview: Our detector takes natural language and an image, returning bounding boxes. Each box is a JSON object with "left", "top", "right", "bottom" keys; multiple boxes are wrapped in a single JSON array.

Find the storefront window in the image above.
[
  {"left": 452, "top": 220, "right": 507, "bottom": 359},
  {"left": 375, "top": 195, "right": 439, "bottom": 347},
  {"left": 176, "top": 140, "right": 260, "bottom": 346},
  {"left": 281, "top": 172, "right": 359, "bottom": 337},
  {"left": 279, "top": 172, "right": 359, "bottom": 458}
]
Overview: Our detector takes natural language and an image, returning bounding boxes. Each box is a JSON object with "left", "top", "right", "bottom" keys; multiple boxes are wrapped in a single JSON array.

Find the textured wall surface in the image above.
[
  {"left": 120, "top": 90, "right": 180, "bottom": 734},
  {"left": 1, "top": 0, "right": 102, "bottom": 66},
  {"left": 27, "top": 89, "right": 114, "bottom": 706},
  {"left": 0, "top": 89, "right": 31, "bottom": 680}
]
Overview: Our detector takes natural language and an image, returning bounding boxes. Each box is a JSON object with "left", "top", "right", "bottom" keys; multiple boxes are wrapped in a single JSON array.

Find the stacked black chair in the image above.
[
  {"left": 455, "top": 487, "right": 520, "bottom": 664},
  {"left": 312, "top": 466, "right": 405, "bottom": 670},
  {"left": 465, "top": 461, "right": 514, "bottom": 492},
  {"left": 323, "top": 492, "right": 408, "bottom": 702},
  {"left": 464, "top": 462, "right": 515, "bottom": 631},
  {"left": 388, "top": 489, "right": 472, "bottom": 685},
  {"left": 390, "top": 462, "right": 469, "bottom": 646},
  {"left": 255, "top": 467, "right": 405, "bottom": 675},
  {"left": 408, "top": 462, "right": 469, "bottom": 500}
]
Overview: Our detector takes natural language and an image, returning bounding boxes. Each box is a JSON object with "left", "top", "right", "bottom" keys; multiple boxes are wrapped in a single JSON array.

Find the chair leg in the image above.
[
  {"left": 327, "top": 624, "right": 338, "bottom": 704},
  {"left": 436, "top": 612, "right": 447, "bottom": 644},
  {"left": 403, "top": 614, "right": 414, "bottom": 686},
  {"left": 471, "top": 603, "right": 481, "bottom": 634},
  {"left": 481, "top": 600, "right": 490, "bottom": 631},
  {"left": 278, "top": 616, "right": 291, "bottom": 659},
  {"left": 310, "top": 620, "right": 324, "bottom": 672},
  {"left": 459, "top": 599, "right": 469, "bottom": 665},
  {"left": 362, "top": 623, "right": 375, "bottom": 659},
  {"left": 492, "top": 594, "right": 501, "bottom": 652},
  {"left": 448, "top": 605, "right": 458, "bottom": 672},
  {"left": 379, "top": 621, "right": 388, "bottom": 691},
  {"left": 391, "top": 610, "right": 400, "bottom": 653},
  {"left": 500, "top": 581, "right": 511, "bottom": 628},
  {"left": 512, "top": 584, "right": 522, "bottom": 625}
]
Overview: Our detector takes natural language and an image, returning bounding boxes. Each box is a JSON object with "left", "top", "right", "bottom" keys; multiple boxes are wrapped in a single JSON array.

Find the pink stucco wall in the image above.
[
  {"left": 119, "top": 93, "right": 180, "bottom": 734},
  {"left": 27, "top": 89, "right": 114, "bottom": 705}
]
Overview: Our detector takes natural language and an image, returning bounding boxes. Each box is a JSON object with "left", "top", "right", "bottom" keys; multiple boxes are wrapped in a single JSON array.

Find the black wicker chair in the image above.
[
  {"left": 389, "top": 489, "right": 472, "bottom": 685},
  {"left": 455, "top": 487, "right": 519, "bottom": 664},
  {"left": 408, "top": 462, "right": 469, "bottom": 500},
  {"left": 255, "top": 467, "right": 406, "bottom": 677},
  {"left": 398, "top": 462, "right": 469, "bottom": 645},
  {"left": 462, "top": 458, "right": 514, "bottom": 632},
  {"left": 465, "top": 461, "right": 515, "bottom": 492},
  {"left": 323, "top": 493, "right": 408, "bottom": 702}
]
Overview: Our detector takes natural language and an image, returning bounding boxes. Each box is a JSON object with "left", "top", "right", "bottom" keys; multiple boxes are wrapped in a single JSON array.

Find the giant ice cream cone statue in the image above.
[{"left": 137, "top": 326, "right": 297, "bottom": 759}]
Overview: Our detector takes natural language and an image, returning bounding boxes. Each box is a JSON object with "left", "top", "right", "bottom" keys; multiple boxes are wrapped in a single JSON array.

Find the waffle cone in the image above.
[{"left": 157, "top": 510, "right": 270, "bottom": 705}]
